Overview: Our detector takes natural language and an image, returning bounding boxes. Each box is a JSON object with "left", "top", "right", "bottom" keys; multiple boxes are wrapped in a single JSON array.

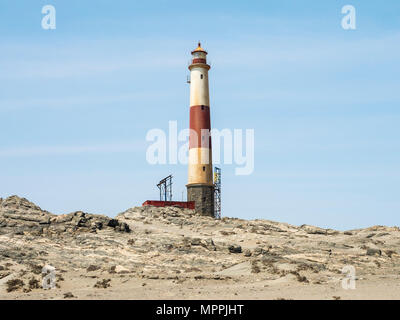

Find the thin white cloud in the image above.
[
  {"left": 212, "top": 33, "right": 400, "bottom": 69},
  {"left": 2, "top": 32, "right": 399, "bottom": 80},
  {"left": 0, "top": 57, "right": 184, "bottom": 79},
  {"left": 256, "top": 170, "right": 400, "bottom": 179},
  {"left": 0, "top": 141, "right": 145, "bottom": 157},
  {"left": 0, "top": 92, "right": 177, "bottom": 111}
]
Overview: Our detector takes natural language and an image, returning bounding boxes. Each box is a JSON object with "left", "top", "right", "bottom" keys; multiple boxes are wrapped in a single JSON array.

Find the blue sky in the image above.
[{"left": 0, "top": 0, "right": 399, "bottom": 230}]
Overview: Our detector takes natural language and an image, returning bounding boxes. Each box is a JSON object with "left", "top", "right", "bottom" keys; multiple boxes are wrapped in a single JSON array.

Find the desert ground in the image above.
[{"left": 0, "top": 195, "right": 399, "bottom": 300}]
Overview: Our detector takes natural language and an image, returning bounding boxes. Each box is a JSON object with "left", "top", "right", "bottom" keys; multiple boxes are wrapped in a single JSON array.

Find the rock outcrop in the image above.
[
  {"left": 0, "top": 196, "right": 130, "bottom": 236},
  {"left": 0, "top": 195, "right": 399, "bottom": 300}
]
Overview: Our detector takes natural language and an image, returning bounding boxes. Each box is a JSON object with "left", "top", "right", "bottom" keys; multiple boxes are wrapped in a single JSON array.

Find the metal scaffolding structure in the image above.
[
  {"left": 214, "top": 167, "right": 221, "bottom": 219},
  {"left": 157, "top": 175, "right": 173, "bottom": 202}
]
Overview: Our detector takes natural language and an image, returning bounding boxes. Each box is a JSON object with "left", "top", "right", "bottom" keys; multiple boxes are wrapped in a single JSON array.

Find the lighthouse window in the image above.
[
  {"left": 201, "top": 105, "right": 204, "bottom": 110},
  {"left": 200, "top": 74, "right": 203, "bottom": 79},
  {"left": 202, "top": 166, "right": 206, "bottom": 171}
]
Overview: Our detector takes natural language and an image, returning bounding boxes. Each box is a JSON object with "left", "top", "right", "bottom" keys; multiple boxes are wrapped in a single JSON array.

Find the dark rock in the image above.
[
  {"left": 14, "top": 228, "right": 24, "bottom": 235},
  {"left": 118, "top": 222, "right": 130, "bottom": 232},
  {"left": 94, "top": 222, "right": 103, "bottom": 230},
  {"left": 106, "top": 219, "right": 130, "bottom": 232},
  {"left": 87, "top": 265, "right": 100, "bottom": 272},
  {"left": 191, "top": 238, "right": 201, "bottom": 246},
  {"left": 107, "top": 219, "right": 119, "bottom": 228},
  {"left": 64, "top": 292, "right": 75, "bottom": 299},
  {"left": 200, "top": 238, "right": 216, "bottom": 251},
  {"left": 366, "top": 248, "right": 381, "bottom": 256},
  {"left": 253, "top": 247, "right": 269, "bottom": 256},
  {"left": 228, "top": 245, "right": 242, "bottom": 253},
  {"left": 385, "top": 250, "right": 397, "bottom": 258},
  {"left": 109, "top": 266, "right": 116, "bottom": 274}
]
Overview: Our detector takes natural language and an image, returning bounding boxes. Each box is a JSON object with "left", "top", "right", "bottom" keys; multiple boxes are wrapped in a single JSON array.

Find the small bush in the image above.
[
  {"left": 94, "top": 279, "right": 111, "bottom": 288},
  {"left": 6, "top": 279, "right": 24, "bottom": 292}
]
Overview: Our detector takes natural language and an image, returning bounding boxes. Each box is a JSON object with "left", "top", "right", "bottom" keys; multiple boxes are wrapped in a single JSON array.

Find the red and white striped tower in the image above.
[{"left": 187, "top": 42, "right": 215, "bottom": 217}]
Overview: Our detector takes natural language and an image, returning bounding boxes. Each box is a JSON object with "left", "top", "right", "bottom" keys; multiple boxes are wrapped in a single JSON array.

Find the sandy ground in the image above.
[
  {"left": 3, "top": 275, "right": 400, "bottom": 300},
  {"left": 1, "top": 196, "right": 400, "bottom": 300}
]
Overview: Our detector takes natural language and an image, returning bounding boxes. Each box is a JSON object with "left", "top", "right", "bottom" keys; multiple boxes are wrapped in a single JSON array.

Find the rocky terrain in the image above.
[{"left": 0, "top": 195, "right": 399, "bottom": 300}]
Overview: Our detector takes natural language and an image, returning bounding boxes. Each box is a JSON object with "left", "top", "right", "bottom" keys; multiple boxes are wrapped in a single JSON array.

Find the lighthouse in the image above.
[{"left": 187, "top": 42, "right": 215, "bottom": 217}]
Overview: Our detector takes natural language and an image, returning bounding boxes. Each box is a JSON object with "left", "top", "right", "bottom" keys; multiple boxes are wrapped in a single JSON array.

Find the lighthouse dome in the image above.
[{"left": 191, "top": 42, "right": 208, "bottom": 55}]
